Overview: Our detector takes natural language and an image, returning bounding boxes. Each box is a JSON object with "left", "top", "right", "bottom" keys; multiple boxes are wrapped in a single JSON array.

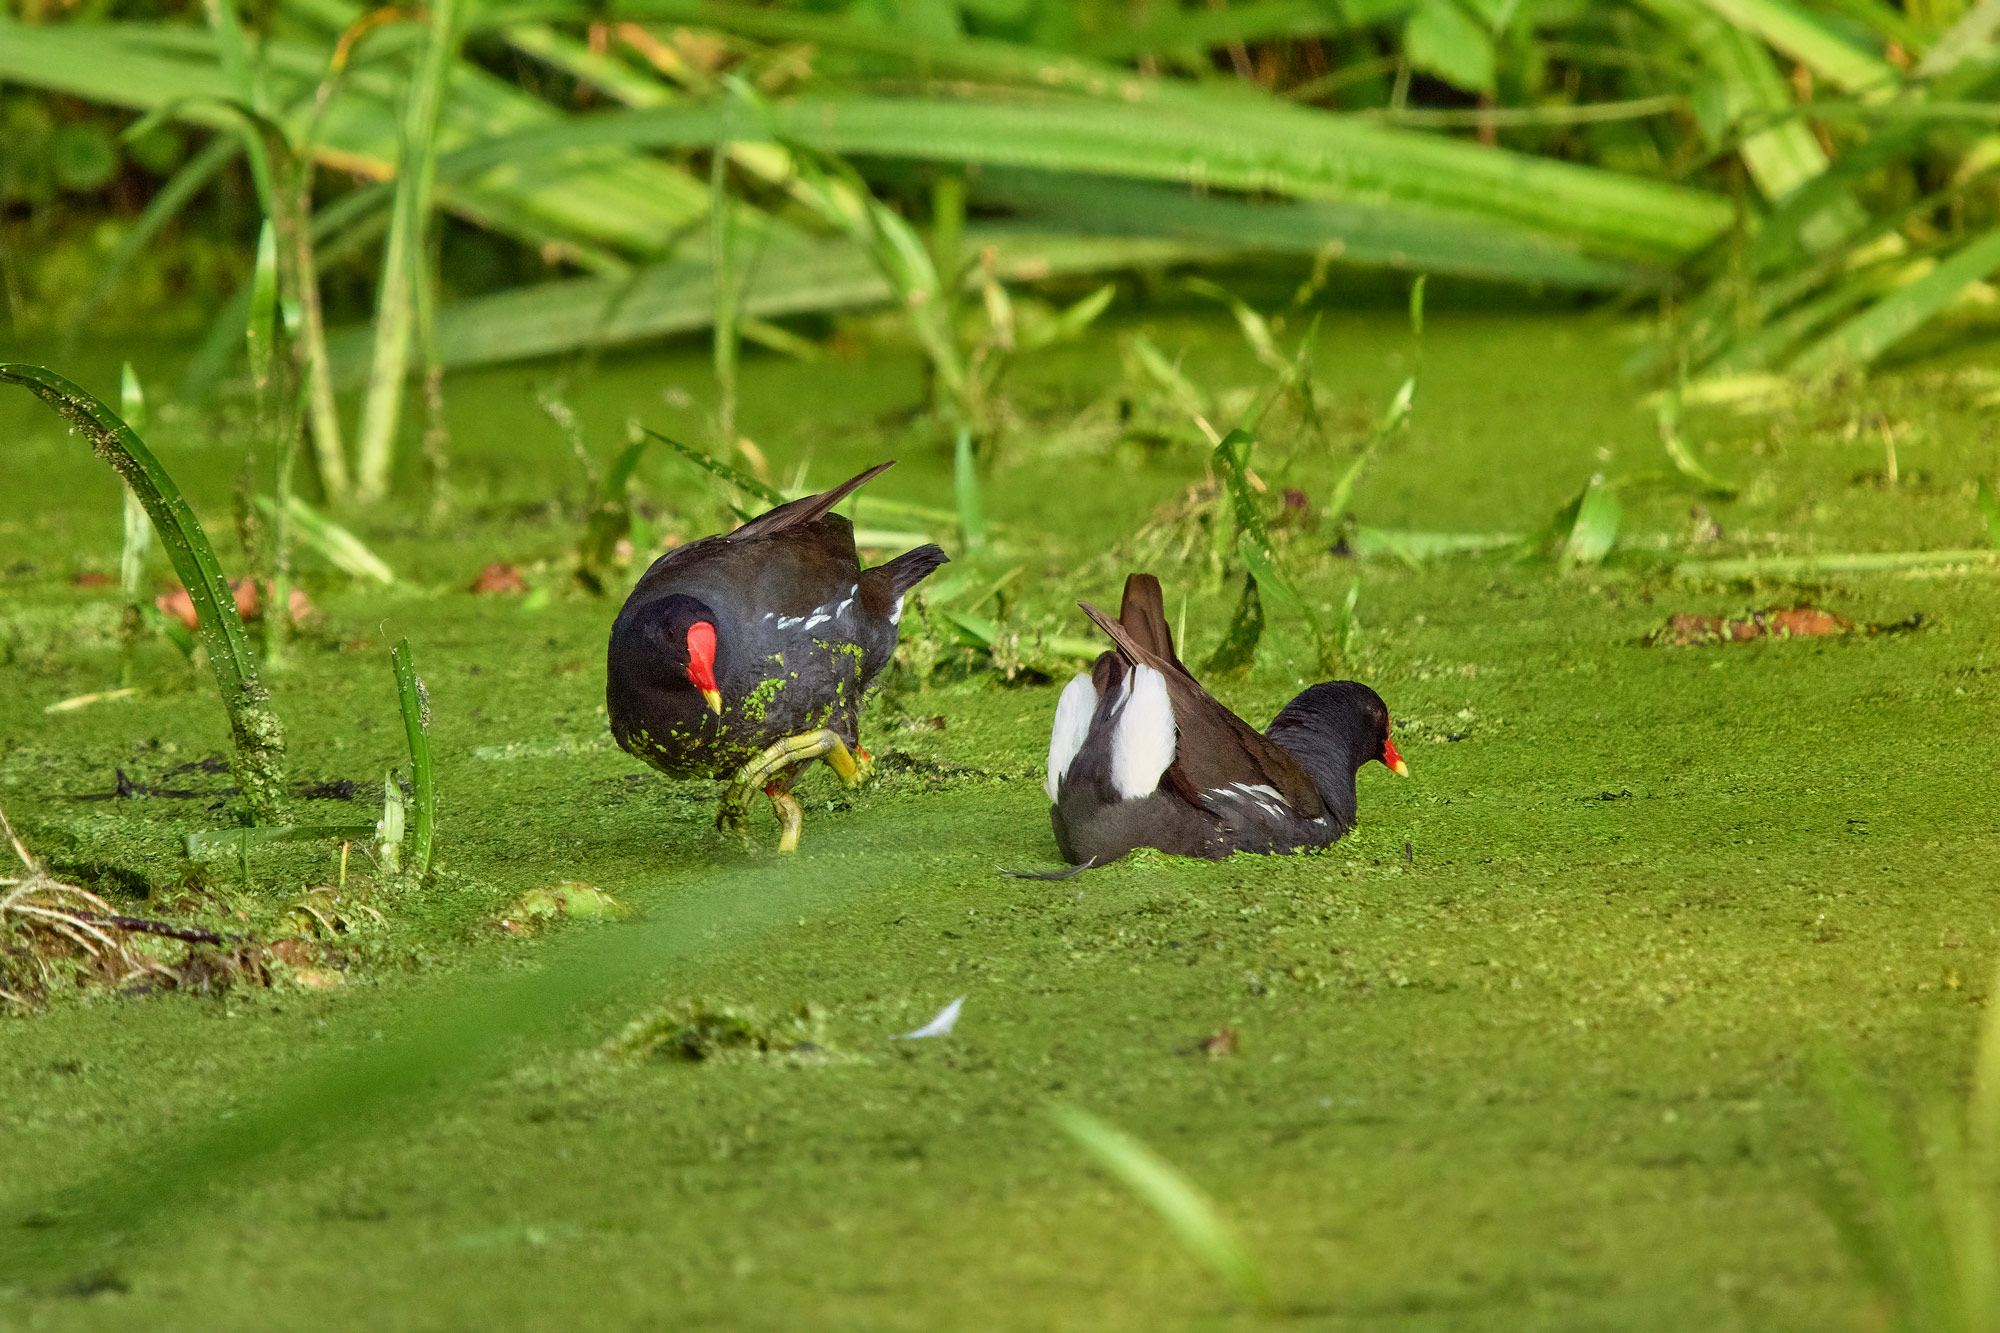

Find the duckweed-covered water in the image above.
[{"left": 3, "top": 306, "right": 1997, "bottom": 1329}]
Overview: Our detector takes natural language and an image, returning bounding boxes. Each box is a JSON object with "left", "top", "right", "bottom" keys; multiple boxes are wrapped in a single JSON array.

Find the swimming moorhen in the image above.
[
  {"left": 1044, "top": 573, "right": 1406, "bottom": 865},
  {"left": 608, "top": 461, "right": 948, "bottom": 850}
]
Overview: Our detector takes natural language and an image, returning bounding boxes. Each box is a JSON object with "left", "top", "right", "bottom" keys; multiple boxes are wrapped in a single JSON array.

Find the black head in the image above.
[
  {"left": 1265, "top": 682, "right": 1406, "bottom": 786},
  {"left": 613, "top": 592, "right": 723, "bottom": 715}
]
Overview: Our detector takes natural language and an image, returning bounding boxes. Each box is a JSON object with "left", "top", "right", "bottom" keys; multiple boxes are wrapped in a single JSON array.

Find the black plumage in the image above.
[
  {"left": 1045, "top": 573, "right": 1405, "bottom": 866},
  {"left": 607, "top": 462, "right": 947, "bottom": 846}
]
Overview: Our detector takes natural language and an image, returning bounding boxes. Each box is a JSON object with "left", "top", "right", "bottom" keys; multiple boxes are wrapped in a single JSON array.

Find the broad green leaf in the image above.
[
  {"left": 1560, "top": 474, "right": 1622, "bottom": 567},
  {"left": 1405, "top": 0, "right": 1497, "bottom": 92}
]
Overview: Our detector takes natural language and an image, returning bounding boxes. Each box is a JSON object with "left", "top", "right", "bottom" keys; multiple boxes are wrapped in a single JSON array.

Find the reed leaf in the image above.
[
  {"left": 1695, "top": 0, "right": 1901, "bottom": 94},
  {"left": 252, "top": 494, "right": 397, "bottom": 583},
  {"left": 1792, "top": 227, "right": 2000, "bottom": 373},
  {"left": 435, "top": 93, "right": 1730, "bottom": 263},
  {"left": 356, "top": 0, "right": 465, "bottom": 503},
  {"left": 391, "top": 639, "right": 436, "bottom": 879},
  {"left": 0, "top": 365, "right": 288, "bottom": 822}
]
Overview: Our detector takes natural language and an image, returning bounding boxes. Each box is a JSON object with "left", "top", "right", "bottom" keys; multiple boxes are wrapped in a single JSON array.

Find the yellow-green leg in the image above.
[{"left": 715, "top": 729, "right": 870, "bottom": 850}]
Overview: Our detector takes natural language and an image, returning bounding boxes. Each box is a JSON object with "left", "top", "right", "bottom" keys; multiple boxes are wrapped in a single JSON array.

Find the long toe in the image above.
[{"left": 767, "top": 787, "right": 805, "bottom": 853}]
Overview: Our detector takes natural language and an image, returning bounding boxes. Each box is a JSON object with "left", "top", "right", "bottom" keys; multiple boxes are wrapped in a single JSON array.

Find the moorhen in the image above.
[
  {"left": 608, "top": 462, "right": 948, "bottom": 850},
  {"left": 1044, "top": 572, "right": 1406, "bottom": 865}
]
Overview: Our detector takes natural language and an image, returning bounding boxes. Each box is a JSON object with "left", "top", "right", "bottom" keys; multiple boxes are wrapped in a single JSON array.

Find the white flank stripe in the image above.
[
  {"left": 1046, "top": 672, "right": 1097, "bottom": 802},
  {"left": 1111, "top": 665, "right": 1176, "bottom": 800}
]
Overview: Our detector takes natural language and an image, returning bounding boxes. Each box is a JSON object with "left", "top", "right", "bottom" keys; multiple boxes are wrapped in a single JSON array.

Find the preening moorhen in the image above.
[
  {"left": 1045, "top": 573, "right": 1406, "bottom": 866},
  {"left": 608, "top": 462, "right": 947, "bottom": 850}
]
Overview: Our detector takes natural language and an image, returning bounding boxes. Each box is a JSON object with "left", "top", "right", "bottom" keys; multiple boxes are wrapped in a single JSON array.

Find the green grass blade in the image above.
[
  {"left": 1350, "top": 527, "right": 1522, "bottom": 562},
  {"left": 246, "top": 220, "right": 280, "bottom": 391},
  {"left": 391, "top": 638, "right": 436, "bottom": 879},
  {"left": 1676, "top": 548, "right": 2000, "bottom": 579},
  {"left": 202, "top": 0, "right": 274, "bottom": 207},
  {"left": 1328, "top": 376, "right": 1415, "bottom": 523},
  {"left": 433, "top": 94, "right": 1729, "bottom": 264},
  {"left": 1638, "top": 0, "right": 1849, "bottom": 245},
  {"left": 642, "top": 427, "right": 785, "bottom": 506},
  {"left": 355, "top": 0, "right": 465, "bottom": 503},
  {"left": 1560, "top": 475, "right": 1623, "bottom": 568},
  {"left": 117, "top": 366, "right": 153, "bottom": 685},
  {"left": 117, "top": 364, "right": 153, "bottom": 599},
  {"left": 1656, "top": 392, "right": 1740, "bottom": 498},
  {"left": 252, "top": 494, "right": 397, "bottom": 584},
  {"left": 1200, "top": 574, "right": 1264, "bottom": 678},
  {"left": 1052, "top": 1103, "right": 1272, "bottom": 1312},
  {"left": 953, "top": 428, "right": 988, "bottom": 553},
  {"left": 1792, "top": 227, "right": 2000, "bottom": 373},
  {"left": 1695, "top": 0, "right": 1901, "bottom": 93},
  {"left": 976, "top": 168, "right": 1642, "bottom": 289},
  {"left": 0, "top": 364, "right": 288, "bottom": 821}
]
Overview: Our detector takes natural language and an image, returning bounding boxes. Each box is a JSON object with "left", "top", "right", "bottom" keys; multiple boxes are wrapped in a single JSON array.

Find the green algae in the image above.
[{"left": 0, "top": 309, "right": 1998, "bottom": 1328}]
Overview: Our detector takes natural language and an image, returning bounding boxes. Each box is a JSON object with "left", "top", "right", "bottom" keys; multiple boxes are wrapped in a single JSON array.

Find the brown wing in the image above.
[
  {"left": 729, "top": 461, "right": 896, "bottom": 542},
  {"left": 1114, "top": 573, "right": 1192, "bottom": 677},
  {"left": 1079, "top": 598, "right": 1327, "bottom": 818}
]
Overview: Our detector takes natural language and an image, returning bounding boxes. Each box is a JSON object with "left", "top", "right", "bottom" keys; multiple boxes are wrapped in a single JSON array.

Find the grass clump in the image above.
[
  {"left": 604, "top": 997, "right": 839, "bottom": 1066},
  {"left": 0, "top": 810, "right": 169, "bottom": 1011}
]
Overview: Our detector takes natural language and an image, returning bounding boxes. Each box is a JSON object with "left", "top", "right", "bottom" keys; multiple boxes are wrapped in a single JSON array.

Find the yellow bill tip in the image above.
[
  {"left": 1390, "top": 757, "right": 1410, "bottom": 777},
  {"left": 701, "top": 688, "right": 723, "bottom": 715}
]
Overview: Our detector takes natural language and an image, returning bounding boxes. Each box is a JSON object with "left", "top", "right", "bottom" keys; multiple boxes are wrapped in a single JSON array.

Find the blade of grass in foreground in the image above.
[
  {"left": 0, "top": 855, "right": 890, "bottom": 1278},
  {"left": 0, "top": 364, "right": 288, "bottom": 821},
  {"left": 1052, "top": 1103, "right": 1274, "bottom": 1313}
]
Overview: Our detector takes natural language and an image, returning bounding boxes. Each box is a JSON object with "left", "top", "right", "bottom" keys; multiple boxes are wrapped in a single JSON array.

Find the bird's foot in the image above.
[
  {"left": 826, "top": 740, "right": 871, "bottom": 790},
  {"left": 766, "top": 784, "right": 804, "bottom": 853},
  {"left": 716, "top": 730, "right": 859, "bottom": 849}
]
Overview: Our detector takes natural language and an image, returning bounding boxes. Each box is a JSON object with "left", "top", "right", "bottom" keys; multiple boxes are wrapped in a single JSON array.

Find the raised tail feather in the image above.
[
  {"left": 1115, "top": 573, "right": 1191, "bottom": 676},
  {"left": 863, "top": 543, "right": 951, "bottom": 600},
  {"left": 731, "top": 461, "right": 897, "bottom": 541}
]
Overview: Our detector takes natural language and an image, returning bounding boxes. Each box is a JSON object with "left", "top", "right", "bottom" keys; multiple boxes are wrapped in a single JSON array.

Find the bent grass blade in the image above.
[
  {"left": 1052, "top": 1102, "right": 1275, "bottom": 1314},
  {"left": 0, "top": 364, "right": 288, "bottom": 822}
]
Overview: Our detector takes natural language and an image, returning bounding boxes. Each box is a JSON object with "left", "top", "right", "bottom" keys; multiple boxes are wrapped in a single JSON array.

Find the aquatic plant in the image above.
[
  {"left": 0, "top": 808, "right": 170, "bottom": 1012},
  {"left": 12, "top": 0, "right": 2000, "bottom": 463},
  {"left": 1817, "top": 959, "right": 2000, "bottom": 1332},
  {"left": 391, "top": 637, "right": 437, "bottom": 881},
  {"left": 0, "top": 363, "right": 289, "bottom": 823}
]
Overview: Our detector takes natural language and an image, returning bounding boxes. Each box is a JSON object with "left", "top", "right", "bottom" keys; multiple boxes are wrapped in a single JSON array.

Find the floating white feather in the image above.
[
  {"left": 1111, "top": 665, "right": 1176, "bottom": 800},
  {"left": 892, "top": 996, "right": 965, "bottom": 1040},
  {"left": 1045, "top": 672, "right": 1098, "bottom": 801}
]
